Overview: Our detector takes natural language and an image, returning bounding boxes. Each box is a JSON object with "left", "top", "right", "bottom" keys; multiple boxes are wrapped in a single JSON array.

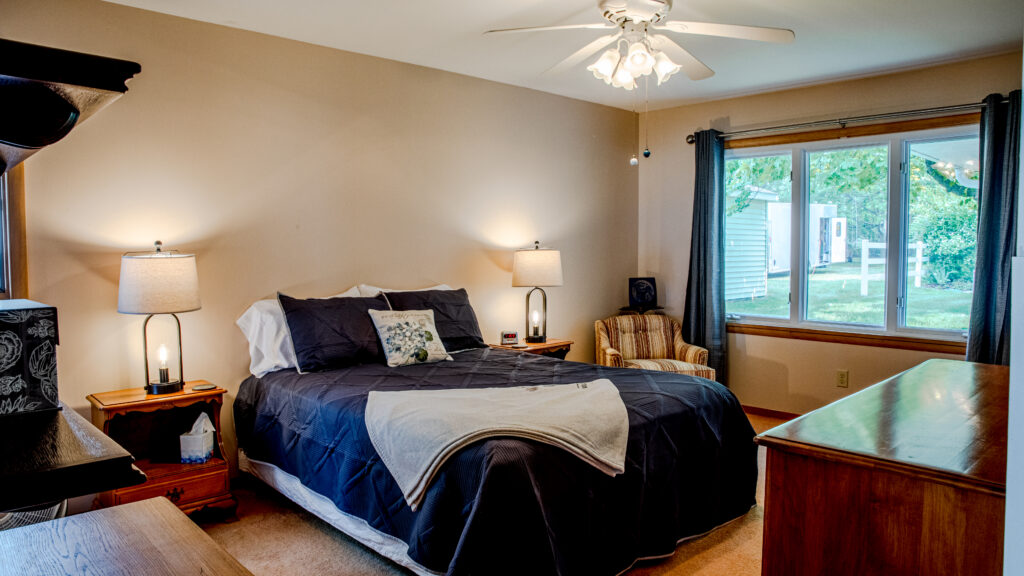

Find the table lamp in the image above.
[
  {"left": 117, "top": 241, "right": 200, "bottom": 395},
  {"left": 512, "top": 241, "right": 563, "bottom": 343}
]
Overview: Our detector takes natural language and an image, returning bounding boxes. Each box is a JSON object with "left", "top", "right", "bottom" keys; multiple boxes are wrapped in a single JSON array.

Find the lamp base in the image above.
[
  {"left": 147, "top": 380, "right": 183, "bottom": 395},
  {"left": 525, "top": 335, "right": 547, "bottom": 344}
]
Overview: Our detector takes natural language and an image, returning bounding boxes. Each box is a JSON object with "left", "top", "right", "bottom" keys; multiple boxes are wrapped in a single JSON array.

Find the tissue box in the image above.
[
  {"left": 0, "top": 299, "right": 59, "bottom": 417},
  {"left": 180, "top": 429, "right": 214, "bottom": 463}
]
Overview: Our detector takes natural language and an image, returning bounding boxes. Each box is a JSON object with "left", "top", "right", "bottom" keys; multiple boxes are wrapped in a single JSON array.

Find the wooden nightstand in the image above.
[
  {"left": 86, "top": 381, "right": 235, "bottom": 515},
  {"left": 489, "top": 339, "right": 574, "bottom": 360}
]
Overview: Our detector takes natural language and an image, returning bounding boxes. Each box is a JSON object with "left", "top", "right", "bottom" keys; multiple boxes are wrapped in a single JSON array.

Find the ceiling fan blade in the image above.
[
  {"left": 655, "top": 21, "right": 795, "bottom": 43},
  {"left": 484, "top": 23, "right": 616, "bottom": 35},
  {"left": 543, "top": 32, "right": 622, "bottom": 77},
  {"left": 649, "top": 35, "right": 714, "bottom": 81}
]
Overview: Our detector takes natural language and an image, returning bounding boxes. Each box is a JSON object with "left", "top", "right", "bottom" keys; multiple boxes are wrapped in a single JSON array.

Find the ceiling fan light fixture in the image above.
[
  {"left": 587, "top": 48, "right": 621, "bottom": 82},
  {"left": 624, "top": 41, "right": 655, "bottom": 76},
  {"left": 611, "top": 65, "right": 636, "bottom": 90},
  {"left": 653, "top": 51, "right": 681, "bottom": 85}
]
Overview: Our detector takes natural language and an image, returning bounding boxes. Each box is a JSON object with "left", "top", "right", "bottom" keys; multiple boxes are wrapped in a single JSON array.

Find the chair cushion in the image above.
[
  {"left": 623, "top": 358, "right": 717, "bottom": 380},
  {"left": 604, "top": 315, "right": 674, "bottom": 361}
]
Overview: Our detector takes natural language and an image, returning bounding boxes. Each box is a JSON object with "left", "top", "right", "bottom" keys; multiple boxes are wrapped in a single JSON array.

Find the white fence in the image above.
[{"left": 860, "top": 240, "right": 927, "bottom": 296}]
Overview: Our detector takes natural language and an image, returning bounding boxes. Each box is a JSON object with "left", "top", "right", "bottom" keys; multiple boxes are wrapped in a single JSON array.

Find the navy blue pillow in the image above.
[
  {"left": 278, "top": 293, "right": 389, "bottom": 372},
  {"left": 383, "top": 288, "right": 487, "bottom": 352}
]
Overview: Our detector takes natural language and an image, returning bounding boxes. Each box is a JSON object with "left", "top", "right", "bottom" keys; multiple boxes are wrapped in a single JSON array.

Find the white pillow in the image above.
[
  {"left": 237, "top": 286, "right": 360, "bottom": 377},
  {"left": 357, "top": 284, "right": 452, "bottom": 297}
]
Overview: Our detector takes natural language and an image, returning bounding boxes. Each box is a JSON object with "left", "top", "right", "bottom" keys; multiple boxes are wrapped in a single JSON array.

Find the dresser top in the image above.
[{"left": 757, "top": 359, "right": 1008, "bottom": 492}]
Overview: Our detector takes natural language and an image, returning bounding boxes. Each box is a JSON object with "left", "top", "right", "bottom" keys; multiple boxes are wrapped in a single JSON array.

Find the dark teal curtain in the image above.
[
  {"left": 967, "top": 90, "right": 1021, "bottom": 365},
  {"left": 682, "top": 129, "right": 726, "bottom": 382}
]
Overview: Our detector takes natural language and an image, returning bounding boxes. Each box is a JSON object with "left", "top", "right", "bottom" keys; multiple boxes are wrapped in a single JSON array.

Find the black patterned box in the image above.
[{"left": 0, "top": 299, "right": 59, "bottom": 416}]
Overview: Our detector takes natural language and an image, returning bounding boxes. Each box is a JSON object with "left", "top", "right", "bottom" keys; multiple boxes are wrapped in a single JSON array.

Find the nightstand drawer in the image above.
[{"left": 109, "top": 464, "right": 228, "bottom": 508}]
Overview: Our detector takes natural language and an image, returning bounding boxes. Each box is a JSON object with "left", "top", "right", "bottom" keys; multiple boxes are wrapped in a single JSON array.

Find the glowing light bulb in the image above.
[
  {"left": 611, "top": 65, "right": 636, "bottom": 90},
  {"left": 623, "top": 41, "right": 655, "bottom": 77},
  {"left": 157, "top": 344, "right": 171, "bottom": 384},
  {"left": 629, "top": 154, "right": 639, "bottom": 166},
  {"left": 531, "top": 309, "right": 540, "bottom": 327}
]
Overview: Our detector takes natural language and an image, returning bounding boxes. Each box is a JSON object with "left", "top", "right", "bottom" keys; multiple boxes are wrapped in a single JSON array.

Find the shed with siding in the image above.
[{"left": 725, "top": 187, "right": 777, "bottom": 301}]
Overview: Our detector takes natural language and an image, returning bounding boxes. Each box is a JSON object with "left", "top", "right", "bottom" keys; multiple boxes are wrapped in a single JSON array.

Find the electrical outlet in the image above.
[{"left": 836, "top": 369, "right": 850, "bottom": 388}]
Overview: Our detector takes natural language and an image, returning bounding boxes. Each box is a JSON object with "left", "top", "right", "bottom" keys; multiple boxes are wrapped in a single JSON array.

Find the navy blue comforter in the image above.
[{"left": 234, "top": 348, "right": 757, "bottom": 576}]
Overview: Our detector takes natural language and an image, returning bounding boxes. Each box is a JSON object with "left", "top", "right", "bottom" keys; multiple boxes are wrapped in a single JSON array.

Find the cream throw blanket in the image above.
[{"left": 365, "top": 379, "right": 629, "bottom": 511}]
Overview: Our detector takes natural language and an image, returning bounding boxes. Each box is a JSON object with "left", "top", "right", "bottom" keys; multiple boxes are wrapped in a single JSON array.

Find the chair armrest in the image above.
[
  {"left": 671, "top": 321, "right": 709, "bottom": 365},
  {"left": 595, "top": 320, "right": 625, "bottom": 367},
  {"left": 601, "top": 347, "right": 625, "bottom": 368},
  {"left": 675, "top": 340, "right": 708, "bottom": 365}
]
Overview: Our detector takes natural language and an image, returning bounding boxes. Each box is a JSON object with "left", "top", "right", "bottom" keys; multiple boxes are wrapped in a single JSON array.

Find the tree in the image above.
[
  {"left": 908, "top": 154, "right": 977, "bottom": 287},
  {"left": 725, "top": 154, "right": 790, "bottom": 216}
]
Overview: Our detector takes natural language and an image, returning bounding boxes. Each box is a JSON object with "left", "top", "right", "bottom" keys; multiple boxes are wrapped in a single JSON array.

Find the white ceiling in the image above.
[{"left": 103, "top": 0, "right": 1023, "bottom": 111}]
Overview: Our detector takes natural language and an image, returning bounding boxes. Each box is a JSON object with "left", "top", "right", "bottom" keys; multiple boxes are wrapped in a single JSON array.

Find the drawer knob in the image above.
[{"left": 166, "top": 487, "right": 185, "bottom": 502}]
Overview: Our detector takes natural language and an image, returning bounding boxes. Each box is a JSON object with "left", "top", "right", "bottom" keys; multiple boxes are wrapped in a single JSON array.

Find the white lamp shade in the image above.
[
  {"left": 512, "top": 248, "right": 563, "bottom": 287},
  {"left": 118, "top": 253, "right": 201, "bottom": 314}
]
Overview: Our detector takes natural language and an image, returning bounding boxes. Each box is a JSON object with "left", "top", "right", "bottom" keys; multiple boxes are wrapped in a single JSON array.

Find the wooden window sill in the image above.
[{"left": 726, "top": 323, "right": 966, "bottom": 355}]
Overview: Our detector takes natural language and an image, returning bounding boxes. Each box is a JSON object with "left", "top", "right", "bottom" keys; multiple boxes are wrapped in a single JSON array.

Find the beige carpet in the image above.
[{"left": 198, "top": 412, "right": 787, "bottom": 576}]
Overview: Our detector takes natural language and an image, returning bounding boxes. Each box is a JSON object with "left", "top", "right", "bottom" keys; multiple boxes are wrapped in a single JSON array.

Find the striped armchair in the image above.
[{"left": 594, "top": 314, "right": 716, "bottom": 381}]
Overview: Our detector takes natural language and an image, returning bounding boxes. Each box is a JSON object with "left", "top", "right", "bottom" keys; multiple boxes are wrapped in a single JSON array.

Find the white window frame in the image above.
[
  {"left": 0, "top": 171, "right": 9, "bottom": 297},
  {"left": 725, "top": 124, "right": 979, "bottom": 342}
]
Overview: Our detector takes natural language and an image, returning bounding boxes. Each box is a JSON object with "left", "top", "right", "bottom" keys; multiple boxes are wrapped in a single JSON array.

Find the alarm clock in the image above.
[{"left": 501, "top": 330, "right": 519, "bottom": 345}]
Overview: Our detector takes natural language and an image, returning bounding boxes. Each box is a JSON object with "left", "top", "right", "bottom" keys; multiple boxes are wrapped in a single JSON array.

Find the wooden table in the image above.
[
  {"left": 0, "top": 404, "right": 145, "bottom": 512},
  {"left": 0, "top": 497, "right": 252, "bottom": 575},
  {"left": 87, "top": 382, "right": 235, "bottom": 515},
  {"left": 756, "top": 359, "right": 1007, "bottom": 576},
  {"left": 489, "top": 338, "right": 574, "bottom": 359}
]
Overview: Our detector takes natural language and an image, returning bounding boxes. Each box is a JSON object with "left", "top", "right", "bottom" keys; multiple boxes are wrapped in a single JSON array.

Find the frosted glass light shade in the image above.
[
  {"left": 654, "top": 51, "right": 682, "bottom": 85},
  {"left": 118, "top": 252, "right": 201, "bottom": 314},
  {"left": 512, "top": 247, "right": 563, "bottom": 287},
  {"left": 587, "top": 48, "right": 620, "bottom": 82}
]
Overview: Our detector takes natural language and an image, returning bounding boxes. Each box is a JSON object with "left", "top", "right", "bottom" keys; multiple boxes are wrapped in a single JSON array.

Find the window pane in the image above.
[
  {"left": 724, "top": 154, "right": 791, "bottom": 318},
  {"left": 905, "top": 137, "right": 978, "bottom": 331},
  {"left": 0, "top": 173, "right": 5, "bottom": 294},
  {"left": 806, "top": 145, "right": 889, "bottom": 326}
]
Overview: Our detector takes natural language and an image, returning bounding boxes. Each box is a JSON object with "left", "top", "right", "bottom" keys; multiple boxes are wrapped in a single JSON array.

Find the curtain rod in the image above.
[{"left": 683, "top": 99, "right": 1004, "bottom": 144}]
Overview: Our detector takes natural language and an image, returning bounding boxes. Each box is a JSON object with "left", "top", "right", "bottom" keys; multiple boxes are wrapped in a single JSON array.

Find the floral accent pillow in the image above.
[{"left": 368, "top": 309, "right": 453, "bottom": 367}]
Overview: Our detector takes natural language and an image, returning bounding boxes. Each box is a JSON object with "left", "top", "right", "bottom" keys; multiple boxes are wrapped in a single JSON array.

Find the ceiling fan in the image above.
[{"left": 485, "top": 0, "right": 795, "bottom": 91}]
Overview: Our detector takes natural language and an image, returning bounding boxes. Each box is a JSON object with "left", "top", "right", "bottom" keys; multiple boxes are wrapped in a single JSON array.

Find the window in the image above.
[
  {"left": 0, "top": 165, "right": 27, "bottom": 300},
  {"left": 724, "top": 123, "right": 979, "bottom": 341},
  {"left": 0, "top": 171, "right": 9, "bottom": 296}
]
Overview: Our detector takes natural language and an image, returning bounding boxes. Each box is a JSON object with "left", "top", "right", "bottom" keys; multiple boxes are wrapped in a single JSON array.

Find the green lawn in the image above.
[{"left": 727, "top": 261, "right": 971, "bottom": 331}]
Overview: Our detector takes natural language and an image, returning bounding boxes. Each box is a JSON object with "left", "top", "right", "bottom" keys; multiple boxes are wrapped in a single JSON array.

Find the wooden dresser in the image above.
[
  {"left": 757, "top": 359, "right": 1007, "bottom": 576},
  {"left": 0, "top": 404, "right": 145, "bottom": 512}
]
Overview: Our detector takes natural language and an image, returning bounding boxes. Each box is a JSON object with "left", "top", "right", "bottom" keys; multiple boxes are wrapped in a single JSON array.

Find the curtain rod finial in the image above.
[{"left": 685, "top": 134, "right": 696, "bottom": 145}]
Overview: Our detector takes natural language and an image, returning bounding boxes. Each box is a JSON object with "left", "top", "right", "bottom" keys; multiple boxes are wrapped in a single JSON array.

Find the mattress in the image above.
[{"left": 234, "top": 347, "right": 757, "bottom": 576}]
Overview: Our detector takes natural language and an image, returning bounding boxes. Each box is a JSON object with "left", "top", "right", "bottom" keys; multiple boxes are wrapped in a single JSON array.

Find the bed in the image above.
[{"left": 234, "top": 345, "right": 757, "bottom": 575}]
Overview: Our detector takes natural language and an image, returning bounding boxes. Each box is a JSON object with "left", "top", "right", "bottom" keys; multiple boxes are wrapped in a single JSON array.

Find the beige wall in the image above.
[
  {"left": 639, "top": 51, "right": 1023, "bottom": 414},
  {"left": 3, "top": 0, "right": 639, "bottom": 456}
]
